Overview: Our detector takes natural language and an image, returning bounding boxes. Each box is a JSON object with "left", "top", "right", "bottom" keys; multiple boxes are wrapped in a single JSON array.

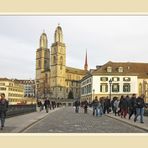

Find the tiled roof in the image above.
[
  {"left": 92, "top": 61, "right": 148, "bottom": 78},
  {"left": 0, "top": 78, "right": 11, "bottom": 81},
  {"left": 66, "top": 66, "right": 87, "bottom": 75}
]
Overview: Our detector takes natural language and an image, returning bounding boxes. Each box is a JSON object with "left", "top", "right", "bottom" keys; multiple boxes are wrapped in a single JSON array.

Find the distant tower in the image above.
[
  {"left": 84, "top": 50, "right": 88, "bottom": 71},
  {"left": 50, "top": 25, "right": 66, "bottom": 99},
  {"left": 36, "top": 31, "right": 50, "bottom": 98}
]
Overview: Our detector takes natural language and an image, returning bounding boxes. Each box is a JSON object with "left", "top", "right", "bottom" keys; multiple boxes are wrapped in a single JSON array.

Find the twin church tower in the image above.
[{"left": 36, "top": 25, "right": 88, "bottom": 100}]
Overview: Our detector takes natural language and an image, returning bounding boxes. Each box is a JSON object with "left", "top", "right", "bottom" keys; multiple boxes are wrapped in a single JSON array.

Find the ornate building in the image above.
[{"left": 36, "top": 25, "right": 87, "bottom": 101}]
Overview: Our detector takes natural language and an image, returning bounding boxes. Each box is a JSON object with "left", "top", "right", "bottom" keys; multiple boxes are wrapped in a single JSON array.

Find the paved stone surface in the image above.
[
  {"left": 0, "top": 108, "right": 61, "bottom": 133},
  {"left": 106, "top": 112, "right": 148, "bottom": 132},
  {"left": 24, "top": 107, "right": 146, "bottom": 133}
]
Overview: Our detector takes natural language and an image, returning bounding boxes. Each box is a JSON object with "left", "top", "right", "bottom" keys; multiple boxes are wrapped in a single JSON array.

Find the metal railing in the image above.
[{"left": 6, "top": 104, "right": 36, "bottom": 118}]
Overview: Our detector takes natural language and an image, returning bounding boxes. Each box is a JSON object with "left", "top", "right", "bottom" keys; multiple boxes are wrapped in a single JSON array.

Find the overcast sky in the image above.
[{"left": 0, "top": 15, "right": 148, "bottom": 79}]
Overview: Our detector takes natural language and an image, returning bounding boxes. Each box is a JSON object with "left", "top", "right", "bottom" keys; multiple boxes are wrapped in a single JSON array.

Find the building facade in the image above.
[
  {"left": 36, "top": 25, "right": 87, "bottom": 101},
  {"left": 81, "top": 61, "right": 148, "bottom": 103},
  {"left": 15, "top": 79, "right": 35, "bottom": 97},
  {"left": 0, "top": 78, "right": 24, "bottom": 105}
]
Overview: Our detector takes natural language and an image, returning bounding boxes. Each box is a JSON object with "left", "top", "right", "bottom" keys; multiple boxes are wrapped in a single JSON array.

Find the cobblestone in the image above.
[{"left": 24, "top": 107, "right": 146, "bottom": 133}]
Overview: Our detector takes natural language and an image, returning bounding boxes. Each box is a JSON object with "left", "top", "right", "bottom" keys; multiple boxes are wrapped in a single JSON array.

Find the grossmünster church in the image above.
[{"left": 36, "top": 25, "right": 88, "bottom": 100}]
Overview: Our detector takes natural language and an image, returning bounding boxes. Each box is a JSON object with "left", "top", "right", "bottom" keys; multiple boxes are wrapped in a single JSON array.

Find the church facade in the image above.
[{"left": 36, "top": 25, "right": 87, "bottom": 101}]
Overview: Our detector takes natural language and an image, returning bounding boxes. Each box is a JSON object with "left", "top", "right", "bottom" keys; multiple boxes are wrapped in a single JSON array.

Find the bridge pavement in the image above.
[{"left": 0, "top": 107, "right": 147, "bottom": 133}]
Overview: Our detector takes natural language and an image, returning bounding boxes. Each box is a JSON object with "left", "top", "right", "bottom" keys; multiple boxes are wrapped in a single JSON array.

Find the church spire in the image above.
[
  {"left": 84, "top": 50, "right": 88, "bottom": 71},
  {"left": 54, "top": 24, "right": 63, "bottom": 43},
  {"left": 40, "top": 31, "right": 48, "bottom": 48}
]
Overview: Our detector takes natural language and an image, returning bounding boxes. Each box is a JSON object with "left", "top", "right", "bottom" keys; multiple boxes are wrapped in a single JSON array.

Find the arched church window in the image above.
[
  {"left": 53, "top": 56, "right": 56, "bottom": 64},
  {"left": 44, "top": 60, "right": 47, "bottom": 69},
  {"left": 38, "top": 60, "right": 41, "bottom": 68},
  {"left": 45, "top": 73, "right": 48, "bottom": 83},
  {"left": 60, "top": 56, "right": 63, "bottom": 70}
]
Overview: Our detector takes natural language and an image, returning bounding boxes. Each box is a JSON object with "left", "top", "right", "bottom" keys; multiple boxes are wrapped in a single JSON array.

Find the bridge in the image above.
[{"left": 0, "top": 106, "right": 148, "bottom": 133}]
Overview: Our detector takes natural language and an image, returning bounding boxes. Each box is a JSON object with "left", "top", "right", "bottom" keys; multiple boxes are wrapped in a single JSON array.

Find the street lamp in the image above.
[
  {"left": 93, "top": 89, "right": 95, "bottom": 100},
  {"left": 109, "top": 79, "right": 112, "bottom": 100}
]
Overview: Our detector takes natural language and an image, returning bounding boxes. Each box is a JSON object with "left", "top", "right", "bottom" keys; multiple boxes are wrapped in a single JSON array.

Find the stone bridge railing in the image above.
[{"left": 6, "top": 104, "right": 36, "bottom": 118}]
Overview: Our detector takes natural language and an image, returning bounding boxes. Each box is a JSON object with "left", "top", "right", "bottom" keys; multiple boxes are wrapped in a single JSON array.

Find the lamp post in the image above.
[
  {"left": 109, "top": 79, "right": 112, "bottom": 100},
  {"left": 93, "top": 89, "right": 95, "bottom": 100}
]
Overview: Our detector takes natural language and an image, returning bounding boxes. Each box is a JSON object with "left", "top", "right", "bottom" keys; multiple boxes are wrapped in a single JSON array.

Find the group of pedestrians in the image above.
[
  {"left": 74, "top": 94, "right": 147, "bottom": 124},
  {"left": 74, "top": 96, "right": 104, "bottom": 116},
  {"left": 37, "top": 98, "right": 59, "bottom": 113},
  {"left": 113, "top": 94, "right": 147, "bottom": 123}
]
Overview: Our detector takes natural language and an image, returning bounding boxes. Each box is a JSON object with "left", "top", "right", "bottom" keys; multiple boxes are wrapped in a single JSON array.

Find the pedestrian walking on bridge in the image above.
[
  {"left": 92, "top": 96, "right": 99, "bottom": 116},
  {"left": 83, "top": 100, "right": 89, "bottom": 114},
  {"left": 74, "top": 100, "right": 80, "bottom": 113},
  {"left": 0, "top": 93, "right": 8, "bottom": 130},
  {"left": 128, "top": 94, "right": 137, "bottom": 120},
  {"left": 134, "top": 94, "right": 147, "bottom": 123},
  {"left": 44, "top": 98, "right": 50, "bottom": 113}
]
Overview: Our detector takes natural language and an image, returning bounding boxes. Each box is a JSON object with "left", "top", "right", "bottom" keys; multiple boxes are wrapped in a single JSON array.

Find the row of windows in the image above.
[
  {"left": 82, "top": 78, "right": 92, "bottom": 85},
  {"left": 24, "top": 94, "right": 35, "bottom": 97},
  {"left": 38, "top": 60, "right": 49, "bottom": 69},
  {"left": 81, "top": 84, "right": 92, "bottom": 95},
  {"left": 100, "top": 77, "right": 131, "bottom": 82},
  {"left": 66, "top": 81, "right": 79, "bottom": 87},
  {"left": 0, "top": 87, "right": 6, "bottom": 90},
  {"left": 8, "top": 88, "right": 23, "bottom": 92},
  {"left": 9, "top": 98, "right": 23, "bottom": 102},
  {"left": 81, "top": 83, "right": 131, "bottom": 95},
  {"left": 107, "top": 66, "right": 124, "bottom": 73},
  {"left": 100, "top": 83, "right": 130, "bottom": 93},
  {"left": 8, "top": 93, "right": 23, "bottom": 97},
  {"left": 53, "top": 47, "right": 64, "bottom": 53},
  {"left": 0, "top": 83, "right": 5, "bottom": 86}
]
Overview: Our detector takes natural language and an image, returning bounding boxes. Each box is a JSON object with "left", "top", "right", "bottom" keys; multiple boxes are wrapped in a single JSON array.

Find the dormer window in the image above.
[
  {"left": 107, "top": 66, "right": 112, "bottom": 73},
  {"left": 118, "top": 67, "right": 123, "bottom": 73}
]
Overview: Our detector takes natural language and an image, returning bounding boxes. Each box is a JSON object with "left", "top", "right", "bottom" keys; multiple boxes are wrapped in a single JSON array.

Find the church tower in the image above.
[
  {"left": 84, "top": 50, "right": 88, "bottom": 71},
  {"left": 36, "top": 31, "right": 50, "bottom": 98},
  {"left": 50, "top": 25, "right": 66, "bottom": 99}
]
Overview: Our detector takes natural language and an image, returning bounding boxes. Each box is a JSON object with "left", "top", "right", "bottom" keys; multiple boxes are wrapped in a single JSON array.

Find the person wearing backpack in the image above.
[{"left": 134, "top": 94, "right": 147, "bottom": 123}]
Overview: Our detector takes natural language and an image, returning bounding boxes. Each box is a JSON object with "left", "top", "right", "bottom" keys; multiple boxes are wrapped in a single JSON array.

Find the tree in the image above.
[{"left": 68, "top": 90, "right": 74, "bottom": 99}]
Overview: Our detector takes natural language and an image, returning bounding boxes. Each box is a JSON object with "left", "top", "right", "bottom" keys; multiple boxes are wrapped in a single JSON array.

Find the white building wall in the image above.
[
  {"left": 92, "top": 75, "right": 138, "bottom": 95},
  {"left": 81, "top": 75, "right": 138, "bottom": 100}
]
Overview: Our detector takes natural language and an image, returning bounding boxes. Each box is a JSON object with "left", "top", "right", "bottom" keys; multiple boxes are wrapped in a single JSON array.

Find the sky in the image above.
[{"left": 0, "top": 15, "right": 148, "bottom": 79}]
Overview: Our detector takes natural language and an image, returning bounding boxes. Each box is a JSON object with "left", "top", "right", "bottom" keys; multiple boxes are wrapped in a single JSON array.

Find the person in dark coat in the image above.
[
  {"left": 51, "top": 101, "right": 56, "bottom": 110},
  {"left": 74, "top": 100, "right": 80, "bottom": 113},
  {"left": 37, "top": 99, "right": 43, "bottom": 111},
  {"left": 119, "top": 95, "right": 128, "bottom": 118},
  {"left": 44, "top": 98, "right": 50, "bottom": 113},
  {"left": 103, "top": 96, "right": 111, "bottom": 114},
  {"left": 0, "top": 93, "right": 9, "bottom": 130},
  {"left": 134, "top": 94, "right": 147, "bottom": 123},
  {"left": 128, "top": 94, "right": 137, "bottom": 120}
]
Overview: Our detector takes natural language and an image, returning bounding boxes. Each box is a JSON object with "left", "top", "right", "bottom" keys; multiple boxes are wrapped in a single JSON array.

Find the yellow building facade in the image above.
[
  {"left": 0, "top": 78, "right": 24, "bottom": 104},
  {"left": 36, "top": 25, "right": 87, "bottom": 101}
]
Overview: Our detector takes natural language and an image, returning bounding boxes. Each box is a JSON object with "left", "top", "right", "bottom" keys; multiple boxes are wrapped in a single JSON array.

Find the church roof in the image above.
[
  {"left": 66, "top": 66, "right": 87, "bottom": 75},
  {"left": 92, "top": 61, "right": 148, "bottom": 78}
]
